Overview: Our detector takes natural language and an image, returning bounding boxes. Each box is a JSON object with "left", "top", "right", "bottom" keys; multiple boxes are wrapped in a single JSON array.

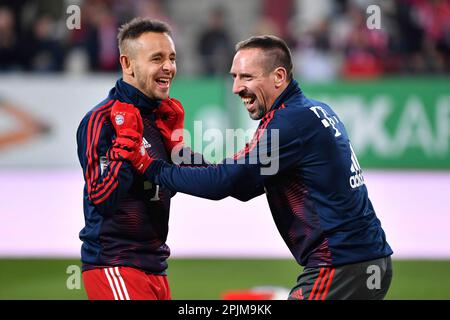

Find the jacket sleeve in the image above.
[
  {"left": 171, "top": 146, "right": 210, "bottom": 167},
  {"left": 171, "top": 145, "right": 264, "bottom": 201},
  {"left": 231, "top": 183, "right": 265, "bottom": 202},
  {"left": 143, "top": 111, "right": 302, "bottom": 201},
  {"left": 77, "top": 109, "right": 135, "bottom": 214}
]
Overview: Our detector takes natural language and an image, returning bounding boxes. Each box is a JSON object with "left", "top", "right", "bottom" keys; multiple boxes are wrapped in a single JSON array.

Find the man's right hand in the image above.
[
  {"left": 154, "top": 98, "right": 184, "bottom": 152},
  {"left": 108, "top": 129, "right": 153, "bottom": 174}
]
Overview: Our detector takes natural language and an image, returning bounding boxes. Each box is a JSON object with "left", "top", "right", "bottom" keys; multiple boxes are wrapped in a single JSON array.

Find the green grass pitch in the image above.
[{"left": 0, "top": 259, "right": 449, "bottom": 299}]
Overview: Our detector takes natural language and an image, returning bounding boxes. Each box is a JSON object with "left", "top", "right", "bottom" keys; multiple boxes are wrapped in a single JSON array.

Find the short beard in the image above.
[
  {"left": 249, "top": 104, "right": 266, "bottom": 120},
  {"left": 134, "top": 66, "right": 154, "bottom": 99}
]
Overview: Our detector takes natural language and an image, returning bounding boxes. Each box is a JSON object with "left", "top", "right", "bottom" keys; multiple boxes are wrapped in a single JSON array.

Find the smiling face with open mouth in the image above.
[
  {"left": 131, "top": 32, "right": 177, "bottom": 100},
  {"left": 230, "top": 48, "right": 280, "bottom": 120}
]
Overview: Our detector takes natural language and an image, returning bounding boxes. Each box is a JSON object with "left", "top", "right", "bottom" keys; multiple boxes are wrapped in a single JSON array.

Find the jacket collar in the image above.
[
  {"left": 110, "top": 78, "right": 161, "bottom": 112},
  {"left": 269, "top": 79, "right": 302, "bottom": 111}
]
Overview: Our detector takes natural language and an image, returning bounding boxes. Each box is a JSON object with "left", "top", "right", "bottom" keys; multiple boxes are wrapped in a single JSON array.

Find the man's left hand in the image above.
[{"left": 154, "top": 98, "right": 184, "bottom": 152}]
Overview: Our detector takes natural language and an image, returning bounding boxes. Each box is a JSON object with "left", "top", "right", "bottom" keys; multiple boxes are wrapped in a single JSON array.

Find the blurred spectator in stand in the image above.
[
  {"left": 340, "top": 4, "right": 388, "bottom": 79},
  {"left": 196, "top": 6, "right": 234, "bottom": 76},
  {"left": 0, "top": 0, "right": 448, "bottom": 76},
  {"left": 430, "top": 0, "right": 450, "bottom": 73},
  {"left": 78, "top": 1, "right": 119, "bottom": 72},
  {"left": 0, "top": 0, "right": 28, "bottom": 35},
  {"left": 293, "top": 19, "right": 339, "bottom": 82},
  {"left": 252, "top": 15, "right": 281, "bottom": 38},
  {"left": 260, "top": 0, "right": 297, "bottom": 49},
  {"left": 135, "top": 0, "right": 178, "bottom": 41},
  {"left": 392, "top": 0, "right": 450, "bottom": 74},
  {"left": 0, "top": 7, "right": 19, "bottom": 71},
  {"left": 417, "top": 0, "right": 450, "bottom": 73},
  {"left": 28, "top": 15, "right": 65, "bottom": 72},
  {"left": 111, "top": 0, "right": 136, "bottom": 26},
  {"left": 396, "top": 0, "right": 428, "bottom": 73},
  {"left": 136, "top": 0, "right": 171, "bottom": 22}
]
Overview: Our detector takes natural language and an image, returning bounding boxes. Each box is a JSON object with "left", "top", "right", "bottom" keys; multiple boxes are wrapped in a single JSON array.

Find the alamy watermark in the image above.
[
  {"left": 65, "top": 4, "right": 381, "bottom": 32},
  {"left": 366, "top": 264, "right": 381, "bottom": 290},
  {"left": 66, "top": 265, "right": 81, "bottom": 290},
  {"left": 366, "top": 5, "right": 381, "bottom": 30},
  {"left": 169, "top": 121, "right": 280, "bottom": 176},
  {"left": 66, "top": 5, "right": 81, "bottom": 30}
]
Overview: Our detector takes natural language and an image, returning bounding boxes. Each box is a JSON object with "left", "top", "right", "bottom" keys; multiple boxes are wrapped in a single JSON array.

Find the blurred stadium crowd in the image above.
[{"left": 0, "top": 0, "right": 449, "bottom": 79}]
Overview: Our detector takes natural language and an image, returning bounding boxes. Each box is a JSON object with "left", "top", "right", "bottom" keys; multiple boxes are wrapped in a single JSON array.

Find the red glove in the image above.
[
  {"left": 154, "top": 98, "right": 184, "bottom": 152},
  {"left": 108, "top": 129, "right": 153, "bottom": 174},
  {"left": 111, "top": 101, "right": 144, "bottom": 136},
  {"left": 110, "top": 102, "right": 151, "bottom": 174}
]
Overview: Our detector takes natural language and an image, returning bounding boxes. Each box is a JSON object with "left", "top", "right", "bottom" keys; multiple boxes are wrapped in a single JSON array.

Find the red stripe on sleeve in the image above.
[
  {"left": 91, "top": 161, "right": 123, "bottom": 204},
  {"left": 84, "top": 101, "right": 122, "bottom": 203},
  {"left": 89, "top": 160, "right": 122, "bottom": 200},
  {"left": 88, "top": 109, "right": 111, "bottom": 188},
  {"left": 85, "top": 101, "right": 113, "bottom": 195}
]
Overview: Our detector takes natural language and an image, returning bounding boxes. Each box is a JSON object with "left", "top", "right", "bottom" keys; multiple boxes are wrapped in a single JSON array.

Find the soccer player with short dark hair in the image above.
[
  {"left": 76, "top": 18, "right": 188, "bottom": 300},
  {"left": 110, "top": 35, "right": 393, "bottom": 300}
]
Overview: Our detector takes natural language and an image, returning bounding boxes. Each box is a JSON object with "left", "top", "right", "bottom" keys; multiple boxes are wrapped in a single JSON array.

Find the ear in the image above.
[
  {"left": 120, "top": 54, "right": 134, "bottom": 77},
  {"left": 273, "top": 67, "right": 287, "bottom": 88}
]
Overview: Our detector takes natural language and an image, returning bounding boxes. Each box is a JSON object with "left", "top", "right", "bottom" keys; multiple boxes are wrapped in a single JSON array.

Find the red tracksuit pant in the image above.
[{"left": 82, "top": 266, "right": 171, "bottom": 300}]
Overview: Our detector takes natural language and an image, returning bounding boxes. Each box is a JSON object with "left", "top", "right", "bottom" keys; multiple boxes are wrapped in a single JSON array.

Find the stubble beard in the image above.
[{"left": 250, "top": 103, "right": 266, "bottom": 120}]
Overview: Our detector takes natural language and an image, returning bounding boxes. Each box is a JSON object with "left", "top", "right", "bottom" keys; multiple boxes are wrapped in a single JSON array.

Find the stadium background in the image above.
[{"left": 0, "top": 0, "right": 449, "bottom": 299}]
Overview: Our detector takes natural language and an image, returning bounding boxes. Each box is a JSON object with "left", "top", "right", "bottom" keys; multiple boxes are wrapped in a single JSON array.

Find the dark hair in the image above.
[
  {"left": 117, "top": 18, "right": 172, "bottom": 54},
  {"left": 235, "top": 35, "right": 293, "bottom": 80}
]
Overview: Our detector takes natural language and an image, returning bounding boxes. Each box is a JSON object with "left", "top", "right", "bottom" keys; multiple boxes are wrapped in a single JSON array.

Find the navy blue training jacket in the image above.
[
  {"left": 144, "top": 80, "right": 393, "bottom": 267},
  {"left": 77, "top": 79, "right": 173, "bottom": 273}
]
